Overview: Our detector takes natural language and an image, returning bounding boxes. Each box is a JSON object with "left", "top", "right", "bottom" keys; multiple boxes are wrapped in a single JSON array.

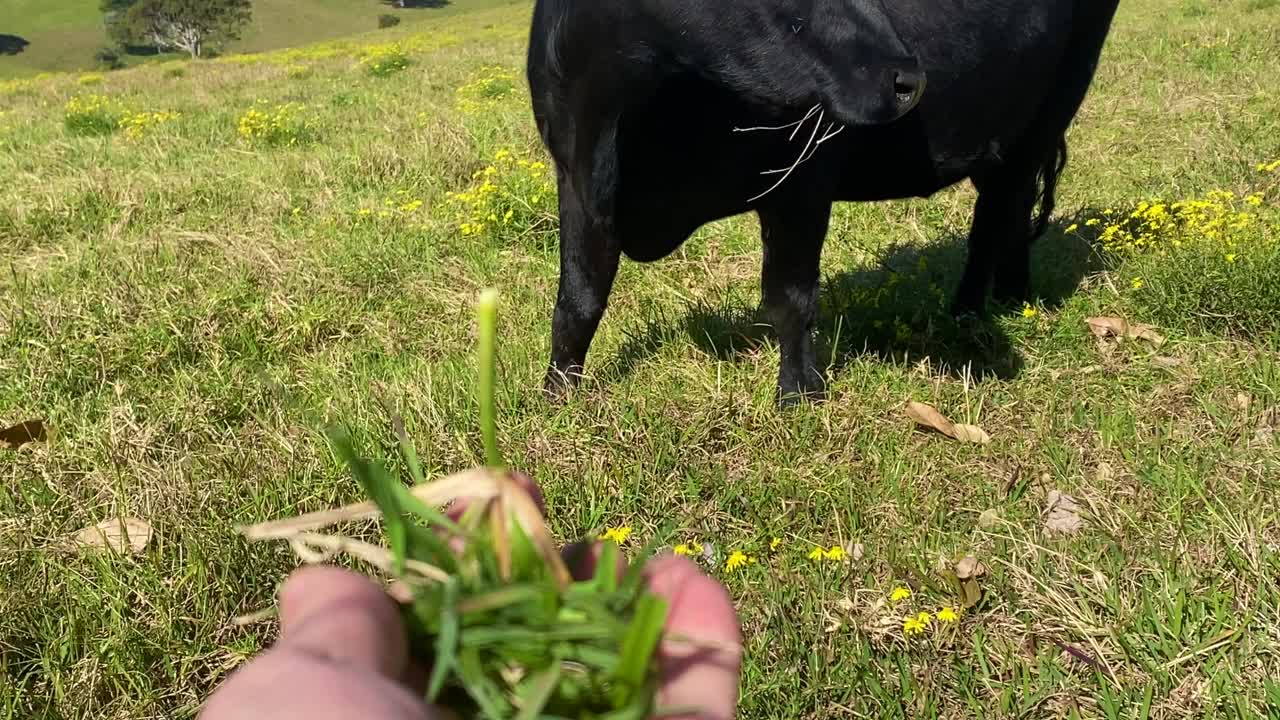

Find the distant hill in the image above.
[{"left": 0, "top": 0, "right": 517, "bottom": 79}]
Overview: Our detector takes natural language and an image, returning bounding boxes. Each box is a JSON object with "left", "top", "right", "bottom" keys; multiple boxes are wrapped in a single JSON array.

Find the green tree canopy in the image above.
[{"left": 113, "top": 0, "right": 251, "bottom": 58}]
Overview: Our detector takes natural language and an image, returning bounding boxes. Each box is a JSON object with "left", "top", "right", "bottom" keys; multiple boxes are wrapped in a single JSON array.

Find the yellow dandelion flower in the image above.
[
  {"left": 937, "top": 607, "right": 959, "bottom": 623},
  {"left": 890, "top": 587, "right": 912, "bottom": 603},
  {"left": 770, "top": 537, "right": 783, "bottom": 552},
  {"left": 599, "top": 526, "right": 632, "bottom": 545},
  {"left": 1245, "top": 193, "right": 1263, "bottom": 207},
  {"left": 903, "top": 616, "right": 927, "bottom": 635},
  {"left": 673, "top": 541, "right": 704, "bottom": 556},
  {"left": 916, "top": 611, "right": 933, "bottom": 627},
  {"left": 1131, "top": 277, "right": 1144, "bottom": 290},
  {"left": 808, "top": 546, "right": 825, "bottom": 561},
  {"left": 1021, "top": 303, "right": 1038, "bottom": 319},
  {"left": 1225, "top": 253, "right": 1237, "bottom": 263},
  {"left": 825, "top": 546, "right": 846, "bottom": 561},
  {"left": 1085, "top": 218, "right": 1101, "bottom": 227},
  {"left": 724, "top": 550, "right": 754, "bottom": 572},
  {"left": 1065, "top": 223, "right": 1079, "bottom": 233}
]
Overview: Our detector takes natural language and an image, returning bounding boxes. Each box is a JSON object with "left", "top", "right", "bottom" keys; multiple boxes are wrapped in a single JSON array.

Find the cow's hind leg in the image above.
[
  {"left": 951, "top": 159, "right": 1041, "bottom": 316},
  {"left": 758, "top": 201, "right": 832, "bottom": 407},
  {"left": 544, "top": 172, "right": 621, "bottom": 400}
]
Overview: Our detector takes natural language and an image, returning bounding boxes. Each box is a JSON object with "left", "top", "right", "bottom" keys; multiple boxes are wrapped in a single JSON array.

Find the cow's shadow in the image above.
[
  {"left": 0, "top": 34, "right": 30, "bottom": 56},
  {"left": 607, "top": 212, "right": 1104, "bottom": 387}
]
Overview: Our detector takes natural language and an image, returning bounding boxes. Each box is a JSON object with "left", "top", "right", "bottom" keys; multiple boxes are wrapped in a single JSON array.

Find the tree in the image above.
[
  {"left": 100, "top": 0, "right": 141, "bottom": 47},
  {"left": 122, "top": 0, "right": 251, "bottom": 59}
]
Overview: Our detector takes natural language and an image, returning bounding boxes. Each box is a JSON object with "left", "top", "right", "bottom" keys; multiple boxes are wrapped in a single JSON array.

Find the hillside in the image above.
[
  {"left": 2, "top": 0, "right": 1279, "bottom": 717},
  {"left": 0, "top": 0, "right": 518, "bottom": 79}
]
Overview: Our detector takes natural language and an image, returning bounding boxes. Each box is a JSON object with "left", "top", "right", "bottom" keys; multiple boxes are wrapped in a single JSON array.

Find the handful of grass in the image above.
[{"left": 241, "top": 290, "right": 679, "bottom": 720}]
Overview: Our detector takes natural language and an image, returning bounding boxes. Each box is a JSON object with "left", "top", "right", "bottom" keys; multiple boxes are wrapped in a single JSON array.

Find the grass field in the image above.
[
  {"left": 0, "top": 0, "right": 520, "bottom": 79},
  {"left": 2, "top": 0, "right": 1280, "bottom": 718}
]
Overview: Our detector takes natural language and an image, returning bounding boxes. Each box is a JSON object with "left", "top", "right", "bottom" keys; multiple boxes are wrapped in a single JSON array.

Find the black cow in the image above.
[{"left": 527, "top": 0, "right": 1121, "bottom": 406}]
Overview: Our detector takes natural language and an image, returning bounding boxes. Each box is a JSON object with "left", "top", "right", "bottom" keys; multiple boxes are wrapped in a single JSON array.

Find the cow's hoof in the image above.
[
  {"left": 776, "top": 371, "right": 826, "bottom": 410},
  {"left": 542, "top": 367, "right": 580, "bottom": 404}
]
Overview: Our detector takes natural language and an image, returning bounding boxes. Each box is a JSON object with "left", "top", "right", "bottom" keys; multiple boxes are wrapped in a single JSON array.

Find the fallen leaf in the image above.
[
  {"left": 952, "top": 423, "right": 992, "bottom": 444},
  {"left": 1085, "top": 316, "right": 1166, "bottom": 346},
  {"left": 1044, "top": 490, "right": 1085, "bottom": 536},
  {"left": 1096, "top": 462, "right": 1114, "bottom": 484},
  {"left": 905, "top": 401, "right": 991, "bottom": 444},
  {"left": 955, "top": 555, "right": 986, "bottom": 580},
  {"left": 978, "top": 508, "right": 1001, "bottom": 529},
  {"left": 68, "top": 517, "right": 152, "bottom": 555},
  {"left": 850, "top": 542, "right": 865, "bottom": 562},
  {"left": 837, "top": 597, "right": 855, "bottom": 613},
  {"left": 1232, "top": 393, "right": 1251, "bottom": 413},
  {"left": 0, "top": 419, "right": 46, "bottom": 449},
  {"left": 953, "top": 554, "right": 986, "bottom": 608}
]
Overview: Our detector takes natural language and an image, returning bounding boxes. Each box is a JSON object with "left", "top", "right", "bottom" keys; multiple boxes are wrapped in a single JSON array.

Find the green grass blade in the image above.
[
  {"left": 610, "top": 593, "right": 669, "bottom": 708},
  {"left": 326, "top": 425, "right": 407, "bottom": 574},
  {"left": 389, "top": 410, "right": 427, "bottom": 486},
  {"left": 476, "top": 288, "right": 504, "bottom": 469},
  {"left": 425, "top": 578, "right": 460, "bottom": 703},
  {"left": 595, "top": 539, "right": 619, "bottom": 594},
  {"left": 457, "top": 645, "right": 512, "bottom": 720},
  {"left": 514, "top": 661, "right": 563, "bottom": 720}
]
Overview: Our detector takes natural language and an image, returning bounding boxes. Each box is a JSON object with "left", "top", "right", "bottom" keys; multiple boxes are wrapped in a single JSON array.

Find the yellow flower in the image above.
[
  {"left": 1085, "top": 218, "right": 1101, "bottom": 227},
  {"left": 1131, "top": 277, "right": 1144, "bottom": 290},
  {"left": 1225, "top": 253, "right": 1237, "bottom": 263},
  {"left": 598, "top": 526, "right": 632, "bottom": 545},
  {"left": 770, "top": 537, "right": 782, "bottom": 551},
  {"left": 1021, "top": 303, "right": 1038, "bottom": 319},
  {"left": 673, "top": 541, "right": 703, "bottom": 556},
  {"left": 825, "top": 545, "right": 846, "bottom": 561},
  {"left": 724, "top": 550, "right": 754, "bottom": 572},
  {"left": 937, "top": 607, "right": 959, "bottom": 623},
  {"left": 890, "top": 587, "right": 912, "bottom": 603},
  {"left": 1065, "top": 223, "right": 1079, "bottom": 233},
  {"left": 1245, "top": 193, "right": 1263, "bottom": 207},
  {"left": 915, "top": 611, "right": 933, "bottom": 627},
  {"left": 903, "top": 616, "right": 928, "bottom": 635},
  {"left": 808, "top": 546, "right": 824, "bottom": 561}
]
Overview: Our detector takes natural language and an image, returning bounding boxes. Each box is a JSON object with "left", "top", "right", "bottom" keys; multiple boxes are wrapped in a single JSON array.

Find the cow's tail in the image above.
[{"left": 1031, "top": 134, "right": 1068, "bottom": 240}]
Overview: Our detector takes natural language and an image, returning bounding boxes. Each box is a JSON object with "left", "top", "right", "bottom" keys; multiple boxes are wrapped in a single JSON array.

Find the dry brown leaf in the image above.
[
  {"left": 1044, "top": 490, "right": 1086, "bottom": 536},
  {"left": 0, "top": 419, "right": 46, "bottom": 449},
  {"left": 850, "top": 543, "right": 865, "bottom": 562},
  {"left": 905, "top": 401, "right": 991, "bottom": 444},
  {"left": 1232, "top": 393, "right": 1251, "bottom": 413},
  {"left": 952, "top": 423, "right": 992, "bottom": 444},
  {"left": 952, "top": 555, "right": 986, "bottom": 608},
  {"left": 978, "top": 508, "right": 1001, "bottom": 529},
  {"left": 1096, "top": 462, "right": 1115, "bottom": 483},
  {"left": 1085, "top": 316, "right": 1166, "bottom": 346},
  {"left": 68, "top": 517, "right": 152, "bottom": 555},
  {"left": 955, "top": 555, "right": 986, "bottom": 580}
]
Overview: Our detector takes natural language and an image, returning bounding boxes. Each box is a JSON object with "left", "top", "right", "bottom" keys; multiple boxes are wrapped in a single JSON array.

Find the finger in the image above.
[
  {"left": 200, "top": 647, "right": 440, "bottom": 720},
  {"left": 276, "top": 565, "right": 410, "bottom": 682},
  {"left": 644, "top": 555, "right": 742, "bottom": 720}
]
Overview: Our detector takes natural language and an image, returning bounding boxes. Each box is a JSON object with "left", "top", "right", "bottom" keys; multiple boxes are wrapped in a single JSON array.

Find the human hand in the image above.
[{"left": 200, "top": 474, "right": 741, "bottom": 720}]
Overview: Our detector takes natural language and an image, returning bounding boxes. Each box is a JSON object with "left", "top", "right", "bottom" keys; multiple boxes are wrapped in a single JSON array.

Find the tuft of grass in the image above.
[
  {"left": 2, "top": 1, "right": 1279, "bottom": 718},
  {"left": 236, "top": 101, "right": 316, "bottom": 147},
  {"left": 360, "top": 42, "right": 411, "bottom": 77},
  {"left": 62, "top": 93, "right": 123, "bottom": 136}
]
